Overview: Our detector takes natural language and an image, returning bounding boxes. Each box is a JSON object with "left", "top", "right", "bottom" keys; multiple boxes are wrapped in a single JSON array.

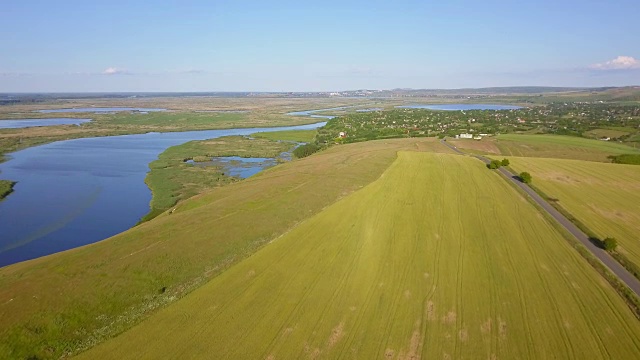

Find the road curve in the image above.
[{"left": 439, "top": 139, "right": 640, "bottom": 297}]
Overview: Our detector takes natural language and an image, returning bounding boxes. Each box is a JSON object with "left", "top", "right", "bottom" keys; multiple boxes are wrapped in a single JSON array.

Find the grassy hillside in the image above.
[
  {"left": 80, "top": 152, "right": 640, "bottom": 359},
  {"left": 0, "top": 138, "right": 452, "bottom": 359},
  {"left": 508, "top": 157, "right": 640, "bottom": 270}
]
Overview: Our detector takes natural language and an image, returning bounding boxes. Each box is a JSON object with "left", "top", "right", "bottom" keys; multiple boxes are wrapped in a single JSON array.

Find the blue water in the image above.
[
  {"left": 0, "top": 118, "right": 91, "bottom": 129},
  {"left": 38, "top": 107, "right": 166, "bottom": 113},
  {"left": 217, "top": 157, "right": 276, "bottom": 178},
  {"left": 396, "top": 104, "right": 521, "bottom": 111},
  {"left": 0, "top": 122, "right": 325, "bottom": 267}
]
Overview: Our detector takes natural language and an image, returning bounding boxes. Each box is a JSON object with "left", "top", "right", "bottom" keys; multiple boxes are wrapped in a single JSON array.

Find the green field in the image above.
[
  {"left": 0, "top": 138, "right": 452, "bottom": 359},
  {"left": 79, "top": 152, "right": 640, "bottom": 359},
  {"left": 495, "top": 134, "right": 640, "bottom": 161},
  {"left": 252, "top": 129, "right": 318, "bottom": 142},
  {"left": 508, "top": 157, "right": 640, "bottom": 269}
]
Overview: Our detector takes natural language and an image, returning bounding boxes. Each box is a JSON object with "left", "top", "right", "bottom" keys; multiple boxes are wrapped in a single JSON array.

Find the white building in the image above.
[{"left": 459, "top": 133, "right": 473, "bottom": 139}]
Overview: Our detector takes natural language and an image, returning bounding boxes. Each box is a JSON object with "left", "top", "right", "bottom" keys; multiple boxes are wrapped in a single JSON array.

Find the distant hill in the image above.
[{"left": 2, "top": 86, "right": 639, "bottom": 102}]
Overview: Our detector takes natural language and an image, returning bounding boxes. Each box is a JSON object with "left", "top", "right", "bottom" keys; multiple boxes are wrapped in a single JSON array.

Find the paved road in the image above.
[{"left": 440, "top": 139, "right": 640, "bottom": 297}]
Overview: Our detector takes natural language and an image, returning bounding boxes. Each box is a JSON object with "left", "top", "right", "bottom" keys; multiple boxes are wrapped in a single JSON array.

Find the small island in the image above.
[{"left": 0, "top": 180, "right": 15, "bottom": 202}]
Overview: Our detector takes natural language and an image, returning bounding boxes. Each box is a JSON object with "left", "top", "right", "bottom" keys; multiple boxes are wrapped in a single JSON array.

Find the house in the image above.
[
  {"left": 459, "top": 133, "right": 473, "bottom": 139},
  {"left": 338, "top": 131, "right": 347, "bottom": 138}
]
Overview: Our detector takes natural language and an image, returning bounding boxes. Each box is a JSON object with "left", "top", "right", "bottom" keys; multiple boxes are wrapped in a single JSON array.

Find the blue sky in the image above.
[{"left": 1, "top": 0, "right": 639, "bottom": 92}]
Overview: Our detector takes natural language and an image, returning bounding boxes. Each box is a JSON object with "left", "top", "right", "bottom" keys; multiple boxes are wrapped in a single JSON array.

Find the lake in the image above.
[
  {"left": 0, "top": 118, "right": 91, "bottom": 129},
  {"left": 0, "top": 122, "right": 324, "bottom": 267},
  {"left": 38, "top": 107, "right": 166, "bottom": 113},
  {"left": 396, "top": 104, "right": 521, "bottom": 111}
]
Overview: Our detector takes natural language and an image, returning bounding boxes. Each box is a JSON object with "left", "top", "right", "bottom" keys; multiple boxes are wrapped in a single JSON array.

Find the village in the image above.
[{"left": 317, "top": 102, "right": 640, "bottom": 145}]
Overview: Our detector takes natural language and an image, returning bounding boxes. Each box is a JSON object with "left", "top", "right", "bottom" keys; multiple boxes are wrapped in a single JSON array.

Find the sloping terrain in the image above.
[{"left": 79, "top": 152, "right": 640, "bottom": 359}]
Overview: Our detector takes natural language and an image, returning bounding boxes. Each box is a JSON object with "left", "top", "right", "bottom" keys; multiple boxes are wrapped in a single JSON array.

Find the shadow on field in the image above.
[{"left": 589, "top": 237, "right": 605, "bottom": 249}]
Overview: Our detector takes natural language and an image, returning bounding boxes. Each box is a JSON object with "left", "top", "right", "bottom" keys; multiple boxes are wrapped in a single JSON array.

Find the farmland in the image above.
[
  {"left": 507, "top": 157, "right": 640, "bottom": 271},
  {"left": 79, "top": 152, "right": 640, "bottom": 359}
]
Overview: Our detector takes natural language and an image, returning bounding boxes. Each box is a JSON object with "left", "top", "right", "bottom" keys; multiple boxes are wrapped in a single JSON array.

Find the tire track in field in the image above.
[
  {"left": 453, "top": 157, "right": 466, "bottom": 359},
  {"left": 513, "top": 200, "right": 577, "bottom": 358},
  {"left": 376, "top": 166, "right": 419, "bottom": 358},
  {"left": 487, "top": 179, "right": 536, "bottom": 358},
  {"left": 259, "top": 215, "right": 364, "bottom": 358}
]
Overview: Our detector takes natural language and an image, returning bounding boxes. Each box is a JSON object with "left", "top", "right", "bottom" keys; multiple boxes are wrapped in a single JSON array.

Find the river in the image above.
[{"left": 0, "top": 121, "right": 325, "bottom": 267}]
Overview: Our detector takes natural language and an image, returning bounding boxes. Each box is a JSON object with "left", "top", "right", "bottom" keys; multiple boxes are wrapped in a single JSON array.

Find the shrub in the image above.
[
  {"left": 603, "top": 237, "right": 618, "bottom": 252},
  {"left": 293, "top": 143, "right": 321, "bottom": 158},
  {"left": 519, "top": 172, "right": 532, "bottom": 184},
  {"left": 501, "top": 158, "right": 510, "bottom": 166},
  {"left": 487, "top": 160, "right": 502, "bottom": 169},
  {"left": 608, "top": 154, "right": 640, "bottom": 165}
]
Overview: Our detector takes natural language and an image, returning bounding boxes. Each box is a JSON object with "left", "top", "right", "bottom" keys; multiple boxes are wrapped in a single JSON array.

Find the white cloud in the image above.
[
  {"left": 102, "top": 67, "right": 128, "bottom": 75},
  {"left": 590, "top": 56, "right": 640, "bottom": 70}
]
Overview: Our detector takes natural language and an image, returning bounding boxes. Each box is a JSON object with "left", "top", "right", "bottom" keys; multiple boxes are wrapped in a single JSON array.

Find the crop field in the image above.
[
  {"left": 495, "top": 134, "right": 640, "bottom": 161},
  {"left": 507, "top": 157, "right": 640, "bottom": 268},
  {"left": 0, "top": 138, "right": 453, "bottom": 359},
  {"left": 80, "top": 152, "right": 640, "bottom": 359}
]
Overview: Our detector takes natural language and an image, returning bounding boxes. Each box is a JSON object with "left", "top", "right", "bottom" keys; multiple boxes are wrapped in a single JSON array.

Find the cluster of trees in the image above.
[
  {"left": 485, "top": 158, "right": 532, "bottom": 184},
  {"left": 487, "top": 158, "right": 510, "bottom": 169}
]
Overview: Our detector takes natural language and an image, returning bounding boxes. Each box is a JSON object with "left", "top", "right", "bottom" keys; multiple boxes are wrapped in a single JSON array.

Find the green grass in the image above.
[
  {"left": 142, "top": 136, "right": 291, "bottom": 221},
  {"left": 0, "top": 180, "right": 15, "bottom": 202},
  {"left": 496, "top": 134, "right": 640, "bottom": 161},
  {"left": 0, "top": 138, "right": 452, "bottom": 359},
  {"left": 251, "top": 129, "right": 317, "bottom": 142},
  {"left": 79, "top": 152, "right": 640, "bottom": 359},
  {"left": 507, "top": 156, "right": 640, "bottom": 271}
]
